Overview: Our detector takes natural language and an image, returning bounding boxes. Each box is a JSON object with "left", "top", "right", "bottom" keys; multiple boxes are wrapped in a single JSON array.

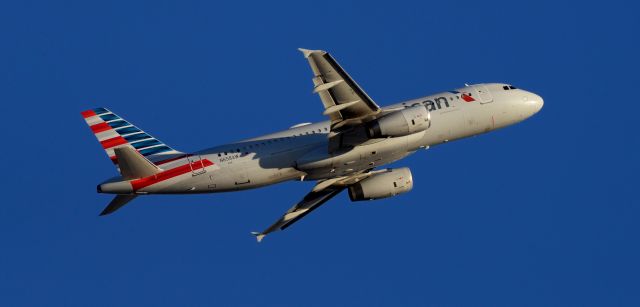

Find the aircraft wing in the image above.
[
  {"left": 251, "top": 170, "right": 387, "bottom": 242},
  {"left": 299, "top": 48, "right": 382, "bottom": 131},
  {"left": 251, "top": 185, "right": 346, "bottom": 242}
]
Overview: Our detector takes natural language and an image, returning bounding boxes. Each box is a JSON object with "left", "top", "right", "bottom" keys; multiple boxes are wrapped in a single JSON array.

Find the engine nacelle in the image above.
[
  {"left": 348, "top": 167, "right": 414, "bottom": 201},
  {"left": 367, "top": 105, "right": 430, "bottom": 138}
]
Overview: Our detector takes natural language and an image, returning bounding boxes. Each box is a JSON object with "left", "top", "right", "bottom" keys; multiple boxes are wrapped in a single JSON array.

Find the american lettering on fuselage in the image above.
[
  {"left": 402, "top": 95, "right": 453, "bottom": 112},
  {"left": 82, "top": 48, "right": 543, "bottom": 242}
]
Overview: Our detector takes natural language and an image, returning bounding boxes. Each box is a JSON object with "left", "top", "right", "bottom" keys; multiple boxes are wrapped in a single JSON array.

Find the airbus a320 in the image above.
[{"left": 82, "top": 49, "right": 543, "bottom": 241}]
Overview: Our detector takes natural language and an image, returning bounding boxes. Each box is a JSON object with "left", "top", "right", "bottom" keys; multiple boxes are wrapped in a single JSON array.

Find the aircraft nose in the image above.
[
  {"left": 522, "top": 92, "right": 543, "bottom": 116},
  {"left": 531, "top": 93, "right": 544, "bottom": 114}
]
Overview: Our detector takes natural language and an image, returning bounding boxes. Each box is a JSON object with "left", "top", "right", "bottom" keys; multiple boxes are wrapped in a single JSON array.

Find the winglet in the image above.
[
  {"left": 251, "top": 232, "right": 266, "bottom": 243},
  {"left": 298, "top": 48, "right": 324, "bottom": 58}
]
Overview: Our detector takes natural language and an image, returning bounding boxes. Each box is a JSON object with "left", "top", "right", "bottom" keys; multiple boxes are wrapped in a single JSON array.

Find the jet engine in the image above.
[
  {"left": 367, "top": 105, "right": 430, "bottom": 138},
  {"left": 348, "top": 167, "right": 413, "bottom": 201}
]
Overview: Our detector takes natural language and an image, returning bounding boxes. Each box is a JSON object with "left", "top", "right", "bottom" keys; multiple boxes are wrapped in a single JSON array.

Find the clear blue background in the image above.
[{"left": 1, "top": 1, "right": 639, "bottom": 306}]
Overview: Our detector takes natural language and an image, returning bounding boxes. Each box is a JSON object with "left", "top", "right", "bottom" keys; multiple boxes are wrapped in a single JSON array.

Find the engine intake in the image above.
[
  {"left": 348, "top": 167, "right": 414, "bottom": 201},
  {"left": 368, "top": 105, "right": 430, "bottom": 138}
]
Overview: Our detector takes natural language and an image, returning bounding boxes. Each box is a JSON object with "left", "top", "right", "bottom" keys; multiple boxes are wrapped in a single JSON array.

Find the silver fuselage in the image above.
[{"left": 99, "top": 83, "right": 543, "bottom": 194}]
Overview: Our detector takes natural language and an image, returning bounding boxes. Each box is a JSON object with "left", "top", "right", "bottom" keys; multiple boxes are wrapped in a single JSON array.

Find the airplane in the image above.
[{"left": 82, "top": 48, "right": 543, "bottom": 242}]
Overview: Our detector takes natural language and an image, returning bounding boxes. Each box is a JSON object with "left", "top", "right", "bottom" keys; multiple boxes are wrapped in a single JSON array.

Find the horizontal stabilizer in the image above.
[
  {"left": 115, "top": 147, "right": 162, "bottom": 180},
  {"left": 100, "top": 194, "right": 137, "bottom": 216}
]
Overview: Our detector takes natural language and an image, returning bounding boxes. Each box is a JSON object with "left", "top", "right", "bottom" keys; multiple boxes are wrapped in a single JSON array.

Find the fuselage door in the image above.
[
  {"left": 188, "top": 155, "right": 207, "bottom": 176},
  {"left": 475, "top": 85, "right": 494, "bottom": 104}
]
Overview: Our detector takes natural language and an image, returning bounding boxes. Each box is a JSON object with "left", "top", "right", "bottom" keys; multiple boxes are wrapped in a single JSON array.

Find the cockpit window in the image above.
[
  {"left": 503, "top": 85, "right": 509, "bottom": 90},
  {"left": 509, "top": 85, "right": 517, "bottom": 89}
]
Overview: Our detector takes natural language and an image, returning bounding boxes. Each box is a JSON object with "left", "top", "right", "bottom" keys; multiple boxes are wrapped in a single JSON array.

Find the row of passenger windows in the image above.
[{"left": 216, "top": 127, "right": 330, "bottom": 157}]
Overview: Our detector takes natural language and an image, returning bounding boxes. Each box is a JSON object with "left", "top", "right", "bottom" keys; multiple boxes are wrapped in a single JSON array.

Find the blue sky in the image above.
[{"left": 1, "top": 1, "right": 639, "bottom": 306}]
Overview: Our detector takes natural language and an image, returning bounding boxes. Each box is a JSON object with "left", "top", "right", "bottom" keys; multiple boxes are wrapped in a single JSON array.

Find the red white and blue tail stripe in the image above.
[{"left": 81, "top": 107, "right": 183, "bottom": 166}]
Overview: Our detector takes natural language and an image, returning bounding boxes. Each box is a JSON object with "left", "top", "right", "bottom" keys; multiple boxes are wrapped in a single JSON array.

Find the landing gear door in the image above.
[
  {"left": 188, "top": 155, "right": 207, "bottom": 176},
  {"left": 475, "top": 85, "right": 494, "bottom": 104}
]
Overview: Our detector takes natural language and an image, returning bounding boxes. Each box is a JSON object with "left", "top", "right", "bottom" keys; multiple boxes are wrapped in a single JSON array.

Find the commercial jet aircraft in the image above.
[{"left": 82, "top": 49, "right": 543, "bottom": 242}]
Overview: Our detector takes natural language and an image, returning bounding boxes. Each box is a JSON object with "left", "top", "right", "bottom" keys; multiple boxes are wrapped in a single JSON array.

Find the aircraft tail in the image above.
[
  {"left": 81, "top": 107, "right": 184, "bottom": 168},
  {"left": 96, "top": 147, "right": 163, "bottom": 216}
]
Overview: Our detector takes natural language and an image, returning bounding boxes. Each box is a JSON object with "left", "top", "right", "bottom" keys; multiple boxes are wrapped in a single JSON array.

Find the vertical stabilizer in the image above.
[{"left": 81, "top": 107, "right": 184, "bottom": 168}]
